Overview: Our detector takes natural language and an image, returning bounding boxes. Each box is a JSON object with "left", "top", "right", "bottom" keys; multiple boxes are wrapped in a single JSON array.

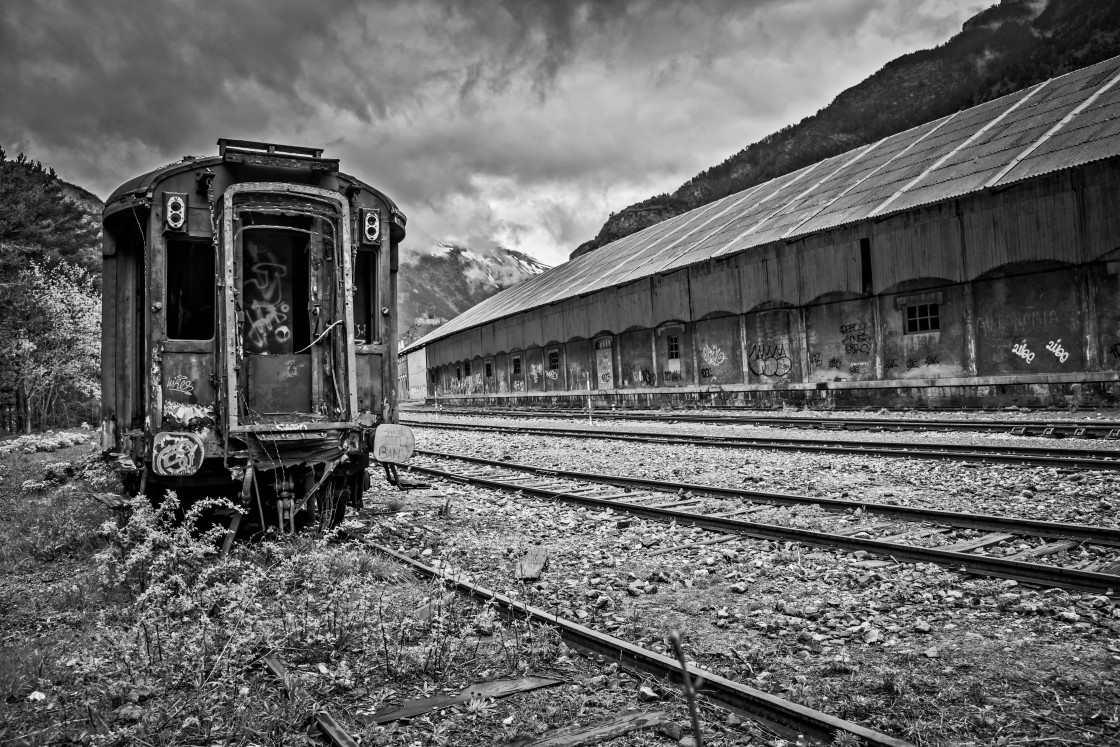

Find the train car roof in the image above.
[{"left": 103, "top": 139, "right": 406, "bottom": 238}]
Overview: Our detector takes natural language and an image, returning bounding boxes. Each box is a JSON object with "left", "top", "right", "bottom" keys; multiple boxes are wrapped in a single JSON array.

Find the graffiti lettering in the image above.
[
  {"left": 700, "top": 367, "right": 714, "bottom": 379},
  {"left": 1110, "top": 343, "right": 1120, "bottom": 360},
  {"left": 529, "top": 363, "right": 543, "bottom": 384},
  {"left": 513, "top": 380, "right": 525, "bottom": 392},
  {"left": 885, "top": 359, "right": 897, "bottom": 370},
  {"left": 828, "top": 357, "right": 842, "bottom": 369},
  {"left": 498, "top": 380, "right": 508, "bottom": 393},
  {"left": 545, "top": 369, "right": 558, "bottom": 380},
  {"left": 848, "top": 363, "right": 862, "bottom": 375},
  {"left": 906, "top": 359, "right": 919, "bottom": 370},
  {"left": 924, "top": 354, "right": 940, "bottom": 366},
  {"left": 976, "top": 309, "right": 1060, "bottom": 334},
  {"left": 153, "top": 433, "right": 204, "bottom": 477},
  {"left": 600, "top": 372, "right": 611, "bottom": 383},
  {"left": 243, "top": 259, "right": 292, "bottom": 354},
  {"left": 701, "top": 343, "right": 727, "bottom": 367},
  {"left": 1045, "top": 338, "right": 1070, "bottom": 364},
  {"left": 840, "top": 322, "right": 872, "bottom": 355},
  {"left": 808, "top": 352, "right": 822, "bottom": 370},
  {"left": 630, "top": 366, "right": 654, "bottom": 386},
  {"left": 1012, "top": 340, "right": 1036, "bottom": 364},
  {"left": 166, "top": 375, "right": 194, "bottom": 395},
  {"left": 749, "top": 343, "right": 792, "bottom": 377}
]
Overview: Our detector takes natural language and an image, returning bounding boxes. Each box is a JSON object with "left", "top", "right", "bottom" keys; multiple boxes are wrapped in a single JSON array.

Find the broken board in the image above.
[
  {"left": 505, "top": 709, "right": 667, "bottom": 746},
  {"left": 364, "top": 675, "right": 564, "bottom": 724},
  {"left": 517, "top": 547, "right": 549, "bottom": 580}
]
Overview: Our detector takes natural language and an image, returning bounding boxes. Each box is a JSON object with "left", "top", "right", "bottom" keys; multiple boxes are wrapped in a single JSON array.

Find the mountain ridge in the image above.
[{"left": 573, "top": 0, "right": 1120, "bottom": 259}]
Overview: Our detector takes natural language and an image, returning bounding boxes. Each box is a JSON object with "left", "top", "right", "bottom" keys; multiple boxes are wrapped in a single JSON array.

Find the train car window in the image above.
[
  {"left": 905, "top": 303, "right": 940, "bottom": 334},
  {"left": 512, "top": 356, "right": 522, "bottom": 375},
  {"left": 548, "top": 350, "right": 560, "bottom": 369},
  {"left": 166, "top": 239, "right": 215, "bottom": 340},
  {"left": 241, "top": 228, "right": 311, "bottom": 355},
  {"left": 354, "top": 249, "right": 377, "bottom": 343}
]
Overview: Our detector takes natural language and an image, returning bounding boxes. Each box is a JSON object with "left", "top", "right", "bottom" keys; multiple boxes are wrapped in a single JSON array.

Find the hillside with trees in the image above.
[
  {"left": 0, "top": 147, "right": 102, "bottom": 432},
  {"left": 574, "top": 0, "right": 1120, "bottom": 258}
]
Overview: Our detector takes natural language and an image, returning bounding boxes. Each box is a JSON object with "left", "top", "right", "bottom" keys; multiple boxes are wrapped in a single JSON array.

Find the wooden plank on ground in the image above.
[
  {"left": 364, "top": 676, "right": 564, "bottom": 724},
  {"left": 644, "top": 498, "right": 704, "bottom": 510},
  {"left": 878, "top": 527, "right": 949, "bottom": 543},
  {"left": 647, "top": 534, "right": 738, "bottom": 557},
  {"left": 939, "top": 532, "right": 1015, "bottom": 553},
  {"left": 508, "top": 709, "right": 667, "bottom": 746},
  {"left": 517, "top": 547, "right": 549, "bottom": 579},
  {"left": 1005, "top": 540, "right": 1079, "bottom": 562}
]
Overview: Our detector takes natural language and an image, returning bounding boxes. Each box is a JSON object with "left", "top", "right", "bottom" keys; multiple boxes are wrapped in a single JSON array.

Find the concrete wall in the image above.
[{"left": 420, "top": 160, "right": 1120, "bottom": 408}]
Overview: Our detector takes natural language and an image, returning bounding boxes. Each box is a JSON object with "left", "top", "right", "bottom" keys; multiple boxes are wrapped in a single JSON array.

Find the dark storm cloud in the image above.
[{"left": 0, "top": 0, "right": 979, "bottom": 264}]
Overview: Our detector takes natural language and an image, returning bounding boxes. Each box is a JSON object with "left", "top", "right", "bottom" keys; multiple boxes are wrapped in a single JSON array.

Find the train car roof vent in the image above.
[{"left": 217, "top": 138, "right": 338, "bottom": 171}]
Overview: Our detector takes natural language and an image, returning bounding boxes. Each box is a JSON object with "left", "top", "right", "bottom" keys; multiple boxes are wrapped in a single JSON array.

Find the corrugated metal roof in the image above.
[{"left": 404, "top": 55, "right": 1120, "bottom": 354}]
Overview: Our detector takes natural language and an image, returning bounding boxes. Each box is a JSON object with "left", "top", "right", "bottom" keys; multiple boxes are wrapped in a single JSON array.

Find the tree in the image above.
[{"left": 0, "top": 146, "right": 102, "bottom": 431}]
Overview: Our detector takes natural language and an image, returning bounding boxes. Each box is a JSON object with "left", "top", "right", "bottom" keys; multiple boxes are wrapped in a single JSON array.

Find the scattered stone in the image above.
[
  {"left": 729, "top": 582, "right": 749, "bottom": 594},
  {"left": 638, "top": 685, "right": 659, "bottom": 701},
  {"left": 923, "top": 647, "right": 939, "bottom": 658},
  {"left": 657, "top": 722, "right": 684, "bottom": 741},
  {"left": 914, "top": 620, "right": 932, "bottom": 633}
]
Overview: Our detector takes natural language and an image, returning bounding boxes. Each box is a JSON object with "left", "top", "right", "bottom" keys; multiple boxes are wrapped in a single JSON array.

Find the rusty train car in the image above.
[{"left": 100, "top": 138, "right": 414, "bottom": 534}]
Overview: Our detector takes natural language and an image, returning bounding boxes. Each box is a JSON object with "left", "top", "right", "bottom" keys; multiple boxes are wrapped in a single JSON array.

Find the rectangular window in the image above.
[
  {"left": 905, "top": 303, "right": 940, "bottom": 333},
  {"left": 464, "top": 361, "right": 471, "bottom": 376},
  {"left": 548, "top": 350, "right": 560, "bottom": 370},
  {"left": 512, "top": 356, "right": 522, "bottom": 375},
  {"left": 667, "top": 335, "right": 680, "bottom": 360},
  {"left": 595, "top": 338, "right": 612, "bottom": 350},
  {"left": 353, "top": 249, "right": 377, "bottom": 343},
  {"left": 456, "top": 366, "right": 461, "bottom": 380},
  {"left": 485, "top": 362, "right": 493, "bottom": 377},
  {"left": 166, "top": 239, "right": 215, "bottom": 340}
]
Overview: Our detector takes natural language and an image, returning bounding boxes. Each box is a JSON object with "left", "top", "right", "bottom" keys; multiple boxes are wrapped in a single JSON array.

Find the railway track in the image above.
[
  {"left": 366, "top": 542, "right": 916, "bottom": 747},
  {"left": 405, "top": 450, "right": 1120, "bottom": 595},
  {"left": 404, "top": 406, "right": 1120, "bottom": 439},
  {"left": 402, "top": 419, "right": 1120, "bottom": 470}
]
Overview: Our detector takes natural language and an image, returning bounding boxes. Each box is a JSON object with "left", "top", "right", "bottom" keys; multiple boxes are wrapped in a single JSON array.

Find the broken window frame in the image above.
[{"left": 165, "top": 238, "right": 216, "bottom": 341}]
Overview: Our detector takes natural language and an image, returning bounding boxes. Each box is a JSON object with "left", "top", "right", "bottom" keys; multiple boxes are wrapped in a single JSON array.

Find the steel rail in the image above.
[
  {"left": 406, "top": 406, "right": 1120, "bottom": 438},
  {"left": 407, "top": 460, "right": 1120, "bottom": 595},
  {"left": 367, "top": 542, "right": 915, "bottom": 747},
  {"left": 414, "top": 449, "right": 1120, "bottom": 546},
  {"left": 403, "top": 420, "right": 1120, "bottom": 470}
]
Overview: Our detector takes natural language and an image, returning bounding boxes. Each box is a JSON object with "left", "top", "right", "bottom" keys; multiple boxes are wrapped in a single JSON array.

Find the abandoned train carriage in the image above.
[
  {"left": 101, "top": 138, "right": 413, "bottom": 531},
  {"left": 405, "top": 56, "right": 1120, "bottom": 409}
]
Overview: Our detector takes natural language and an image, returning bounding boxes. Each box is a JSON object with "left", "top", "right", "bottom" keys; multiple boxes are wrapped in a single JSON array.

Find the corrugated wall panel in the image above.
[
  {"left": 521, "top": 311, "right": 544, "bottom": 349},
  {"left": 1081, "top": 160, "right": 1120, "bottom": 260},
  {"left": 798, "top": 231, "right": 864, "bottom": 303},
  {"left": 871, "top": 202, "right": 964, "bottom": 290},
  {"left": 740, "top": 246, "right": 800, "bottom": 310},
  {"left": 541, "top": 303, "right": 567, "bottom": 344},
  {"left": 612, "top": 279, "right": 654, "bottom": 331},
  {"left": 479, "top": 323, "right": 496, "bottom": 357},
  {"left": 562, "top": 297, "right": 591, "bottom": 340},
  {"left": 962, "top": 174, "right": 1083, "bottom": 278},
  {"left": 651, "top": 271, "right": 691, "bottom": 323},
  {"left": 688, "top": 259, "right": 742, "bottom": 318}
]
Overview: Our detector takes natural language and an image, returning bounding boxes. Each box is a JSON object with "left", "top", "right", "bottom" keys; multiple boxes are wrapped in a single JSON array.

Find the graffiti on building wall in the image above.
[
  {"left": 701, "top": 343, "right": 727, "bottom": 367},
  {"left": 513, "top": 380, "right": 525, "bottom": 392},
  {"left": 828, "top": 357, "right": 842, "bottom": 369},
  {"left": 848, "top": 363, "right": 862, "bottom": 375},
  {"left": 529, "top": 363, "right": 543, "bottom": 384},
  {"left": 977, "top": 309, "right": 1060, "bottom": 334},
  {"left": 568, "top": 361, "right": 583, "bottom": 383},
  {"left": 808, "top": 352, "right": 822, "bottom": 370},
  {"left": 630, "top": 365, "right": 654, "bottom": 386},
  {"left": 498, "top": 380, "right": 508, "bottom": 393},
  {"left": 924, "top": 354, "right": 940, "bottom": 366},
  {"left": 1012, "top": 340, "right": 1036, "bottom": 364},
  {"left": 748, "top": 343, "right": 792, "bottom": 377},
  {"left": 885, "top": 359, "right": 897, "bottom": 370},
  {"left": 1045, "top": 339, "right": 1070, "bottom": 364},
  {"left": 1110, "top": 343, "right": 1120, "bottom": 361},
  {"left": 840, "top": 322, "right": 872, "bottom": 355},
  {"left": 545, "top": 369, "right": 558, "bottom": 380}
]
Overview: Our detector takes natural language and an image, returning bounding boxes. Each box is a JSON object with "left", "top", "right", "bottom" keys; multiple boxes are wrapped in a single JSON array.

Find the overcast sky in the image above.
[{"left": 0, "top": 0, "right": 983, "bottom": 266}]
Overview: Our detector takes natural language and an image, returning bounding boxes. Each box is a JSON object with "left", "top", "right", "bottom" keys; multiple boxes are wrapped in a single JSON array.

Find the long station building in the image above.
[{"left": 402, "top": 56, "right": 1120, "bottom": 408}]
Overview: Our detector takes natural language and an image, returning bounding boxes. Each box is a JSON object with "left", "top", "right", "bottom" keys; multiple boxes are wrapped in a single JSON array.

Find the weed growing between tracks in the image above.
[{"left": 1, "top": 446, "right": 670, "bottom": 746}]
